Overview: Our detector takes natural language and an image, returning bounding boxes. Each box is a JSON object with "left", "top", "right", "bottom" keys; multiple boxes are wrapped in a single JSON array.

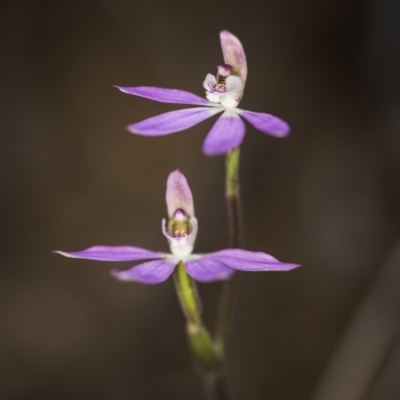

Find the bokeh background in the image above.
[{"left": 2, "top": 0, "right": 400, "bottom": 399}]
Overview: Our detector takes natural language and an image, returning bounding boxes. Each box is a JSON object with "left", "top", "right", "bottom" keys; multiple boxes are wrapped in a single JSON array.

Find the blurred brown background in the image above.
[{"left": 1, "top": 0, "right": 400, "bottom": 399}]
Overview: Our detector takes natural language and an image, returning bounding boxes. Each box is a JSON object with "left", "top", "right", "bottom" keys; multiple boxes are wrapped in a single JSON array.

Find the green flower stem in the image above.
[
  {"left": 225, "top": 147, "right": 241, "bottom": 200},
  {"left": 173, "top": 148, "right": 243, "bottom": 400},
  {"left": 174, "top": 260, "right": 202, "bottom": 326},
  {"left": 173, "top": 261, "right": 226, "bottom": 399},
  {"left": 215, "top": 147, "right": 243, "bottom": 356}
]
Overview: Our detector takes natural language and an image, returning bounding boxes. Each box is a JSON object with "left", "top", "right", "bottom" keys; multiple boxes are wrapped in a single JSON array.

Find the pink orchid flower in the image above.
[
  {"left": 55, "top": 170, "right": 299, "bottom": 284},
  {"left": 116, "top": 31, "right": 290, "bottom": 156}
]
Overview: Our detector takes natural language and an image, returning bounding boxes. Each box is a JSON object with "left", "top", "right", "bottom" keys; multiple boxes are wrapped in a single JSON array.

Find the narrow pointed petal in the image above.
[
  {"left": 220, "top": 30, "right": 247, "bottom": 87},
  {"left": 166, "top": 170, "right": 194, "bottom": 218},
  {"left": 54, "top": 246, "right": 162, "bottom": 262},
  {"left": 185, "top": 258, "right": 235, "bottom": 282},
  {"left": 238, "top": 110, "right": 290, "bottom": 137},
  {"left": 111, "top": 260, "right": 176, "bottom": 284},
  {"left": 202, "top": 109, "right": 245, "bottom": 156},
  {"left": 115, "top": 86, "right": 215, "bottom": 106},
  {"left": 128, "top": 107, "right": 223, "bottom": 136},
  {"left": 205, "top": 249, "right": 300, "bottom": 271}
]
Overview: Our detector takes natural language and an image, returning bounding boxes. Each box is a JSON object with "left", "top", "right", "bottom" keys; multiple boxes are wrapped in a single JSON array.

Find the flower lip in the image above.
[
  {"left": 165, "top": 209, "right": 193, "bottom": 238},
  {"left": 162, "top": 216, "right": 198, "bottom": 257},
  {"left": 203, "top": 74, "right": 225, "bottom": 96},
  {"left": 203, "top": 72, "right": 244, "bottom": 108}
]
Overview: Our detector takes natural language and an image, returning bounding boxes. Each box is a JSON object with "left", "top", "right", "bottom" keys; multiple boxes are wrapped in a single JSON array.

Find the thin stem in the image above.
[
  {"left": 214, "top": 272, "right": 240, "bottom": 357},
  {"left": 174, "top": 259, "right": 202, "bottom": 325},
  {"left": 173, "top": 261, "right": 224, "bottom": 399},
  {"left": 225, "top": 147, "right": 243, "bottom": 249},
  {"left": 173, "top": 148, "right": 243, "bottom": 400},
  {"left": 215, "top": 147, "right": 243, "bottom": 361}
]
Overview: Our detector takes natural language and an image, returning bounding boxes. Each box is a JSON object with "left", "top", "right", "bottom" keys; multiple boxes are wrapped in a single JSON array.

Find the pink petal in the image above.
[
  {"left": 128, "top": 107, "right": 223, "bottom": 136},
  {"left": 239, "top": 110, "right": 290, "bottom": 137},
  {"left": 115, "top": 86, "right": 215, "bottom": 106},
  {"left": 220, "top": 30, "right": 248, "bottom": 87},
  {"left": 204, "top": 249, "right": 300, "bottom": 271},
  {"left": 185, "top": 258, "right": 235, "bottom": 282},
  {"left": 202, "top": 110, "right": 246, "bottom": 156},
  {"left": 54, "top": 246, "right": 162, "bottom": 262},
  {"left": 166, "top": 170, "right": 194, "bottom": 218},
  {"left": 111, "top": 260, "right": 176, "bottom": 284}
]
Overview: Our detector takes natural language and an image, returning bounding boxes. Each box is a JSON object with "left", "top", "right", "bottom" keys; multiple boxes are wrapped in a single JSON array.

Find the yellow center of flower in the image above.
[{"left": 167, "top": 209, "right": 193, "bottom": 237}]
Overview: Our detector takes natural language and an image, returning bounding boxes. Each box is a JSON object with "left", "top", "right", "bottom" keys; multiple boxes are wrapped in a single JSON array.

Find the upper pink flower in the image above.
[{"left": 116, "top": 30, "right": 290, "bottom": 156}]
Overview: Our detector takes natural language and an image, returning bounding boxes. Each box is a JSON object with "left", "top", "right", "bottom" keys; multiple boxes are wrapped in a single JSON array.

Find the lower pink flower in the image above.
[{"left": 54, "top": 170, "right": 299, "bottom": 284}]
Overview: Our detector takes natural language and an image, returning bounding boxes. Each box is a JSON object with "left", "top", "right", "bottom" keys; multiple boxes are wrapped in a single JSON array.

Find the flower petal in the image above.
[
  {"left": 238, "top": 110, "right": 290, "bottom": 137},
  {"left": 166, "top": 169, "right": 195, "bottom": 218},
  {"left": 54, "top": 246, "right": 162, "bottom": 262},
  {"left": 185, "top": 258, "right": 235, "bottom": 282},
  {"left": 115, "top": 86, "right": 215, "bottom": 106},
  {"left": 202, "top": 109, "right": 246, "bottom": 156},
  {"left": 202, "top": 74, "right": 217, "bottom": 91},
  {"left": 111, "top": 260, "right": 176, "bottom": 284},
  {"left": 220, "top": 76, "right": 243, "bottom": 108},
  {"left": 220, "top": 30, "right": 247, "bottom": 87},
  {"left": 204, "top": 249, "right": 300, "bottom": 271},
  {"left": 128, "top": 107, "right": 223, "bottom": 136}
]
